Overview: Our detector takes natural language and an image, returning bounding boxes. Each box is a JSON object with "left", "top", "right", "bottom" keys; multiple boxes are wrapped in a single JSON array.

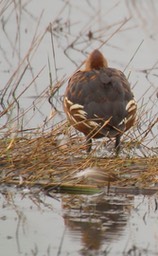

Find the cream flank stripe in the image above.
[
  {"left": 69, "top": 103, "right": 84, "bottom": 111},
  {"left": 118, "top": 100, "right": 137, "bottom": 126},
  {"left": 67, "top": 110, "right": 78, "bottom": 123},
  {"left": 73, "top": 113, "right": 87, "bottom": 120},
  {"left": 88, "top": 120, "right": 99, "bottom": 127},
  {"left": 73, "top": 109, "right": 87, "bottom": 117},
  {"left": 65, "top": 97, "right": 100, "bottom": 129},
  {"left": 125, "top": 99, "right": 137, "bottom": 112},
  {"left": 65, "top": 97, "right": 87, "bottom": 119},
  {"left": 65, "top": 96, "right": 136, "bottom": 129},
  {"left": 64, "top": 97, "right": 73, "bottom": 106}
]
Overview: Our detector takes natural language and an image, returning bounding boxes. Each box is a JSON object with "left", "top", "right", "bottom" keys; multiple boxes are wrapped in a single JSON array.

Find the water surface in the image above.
[{"left": 1, "top": 187, "right": 158, "bottom": 256}]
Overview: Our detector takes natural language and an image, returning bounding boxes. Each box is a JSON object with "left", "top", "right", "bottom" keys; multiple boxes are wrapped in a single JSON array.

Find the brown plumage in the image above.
[{"left": 63, "top": 49, "right": 137, "bottom": 154}]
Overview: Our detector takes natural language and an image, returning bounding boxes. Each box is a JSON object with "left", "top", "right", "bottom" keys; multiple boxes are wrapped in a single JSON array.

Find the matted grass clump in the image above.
[{"left": 0, "top": 117, "right": 158, "bottom": 192}]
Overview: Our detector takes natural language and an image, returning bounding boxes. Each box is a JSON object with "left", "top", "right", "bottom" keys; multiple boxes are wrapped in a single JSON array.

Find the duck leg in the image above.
[
  {"left": 115, "top": 134, "right": 121, "bottom": 156},
  {"left": 86, "top": 136, "right": 92, "bottom": 153}
]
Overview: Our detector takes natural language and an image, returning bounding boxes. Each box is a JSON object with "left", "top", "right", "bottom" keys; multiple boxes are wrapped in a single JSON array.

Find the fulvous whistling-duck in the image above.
[{"left": 63, "top": 49, "right": 137, "bottom": 154}]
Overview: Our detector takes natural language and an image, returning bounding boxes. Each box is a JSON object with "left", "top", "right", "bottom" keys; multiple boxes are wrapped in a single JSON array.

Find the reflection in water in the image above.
[
  {"left": 62, "top": 193, "right": 133, "bottom": 254},
  {"left": 1, "top": 187, "right": 158, "bottom": 255}
]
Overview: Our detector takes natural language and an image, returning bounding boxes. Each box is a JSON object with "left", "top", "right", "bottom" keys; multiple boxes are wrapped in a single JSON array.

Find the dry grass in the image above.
[
  {"left": 0, "top": 120, "right": 158, "bottom": 191},
  {"left": 0, "top": 1, "right": 158, "bottom": 192}
]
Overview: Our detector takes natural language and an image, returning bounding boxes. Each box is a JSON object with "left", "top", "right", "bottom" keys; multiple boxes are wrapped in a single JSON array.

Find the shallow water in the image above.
[
  {"left": 1, "top": 1, "right": 158, "bottom": 255},
  {"left": 1, "top": 187, "right": 158, "bottom": 256}
]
